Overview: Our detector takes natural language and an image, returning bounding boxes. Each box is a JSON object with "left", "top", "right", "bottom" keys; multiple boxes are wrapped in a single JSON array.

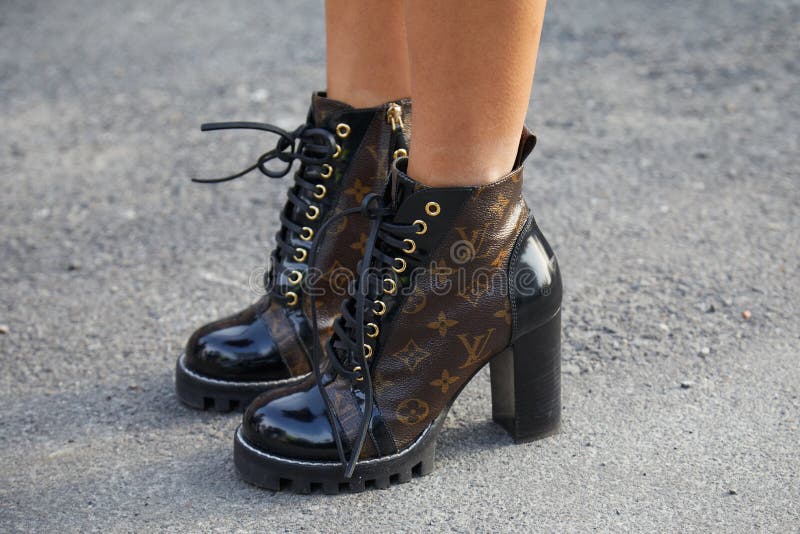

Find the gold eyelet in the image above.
[
  {"left": 414, "top": 219, "right": 427, "bottom": 235},
  {"left": 425, "top": 201, "right": 441, "bottom": 217},
  {"left": 353, "top": 366, "right": 364, "bottom": 381},
  {"left": 313, "top": 184, "right": 327, "bottom": 200},
  {"left": 305, "top": 205, "right": 320, "bottom": 220},
  {"left": 392, "top": 257, "right": 407, "bottom": 273},
  {"left": 402, "top": 239, "right": 416, "bottom": 254},
  {"left": 363, "top": 344, "right": 373, "bottom": 359},
  {"left": 366, "top": 322, "right": 379, "bottom": 338},
  {"left": 285, "top": 291, "right": 298, "bottom": 306},
  {"left": 293, "top": 248, "right": 308, "bottom": 262},
  {"left": 287, "top": 270, "right": 303, "bottom": 285},
  {"left": 392, "top": 148, "right": 408, "bottom": 161},
  {"left": 300, "top": 227, "right": 314, "bottom": 241},
  {"left": 336, "top": 123, "right": 351, "bottom": 138},
  {"left": 320, "top": 164, "right": 333, "bottom": 179},
  {"left": 373, "top": 300, "right": 386, "bottom": 316},
  {"left": 332, "top": 144, "right": 342, "bottom": 159},
  {"left": 383, "top": 277, "right": 397, "bottom": 295}
]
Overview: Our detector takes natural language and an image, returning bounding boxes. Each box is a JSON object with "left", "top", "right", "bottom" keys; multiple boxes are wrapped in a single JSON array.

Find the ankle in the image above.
[
  {"left": 326, "top": 86, "right": 408, "bottom": 109},
  {"left": 406, "top": 135, "right": 522, "bottom": 187}
]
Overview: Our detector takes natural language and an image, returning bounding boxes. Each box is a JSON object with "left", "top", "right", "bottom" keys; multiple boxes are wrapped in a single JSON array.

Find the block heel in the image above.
[{"left": 490, "top": 310, "right": 561, "bottom": 442}]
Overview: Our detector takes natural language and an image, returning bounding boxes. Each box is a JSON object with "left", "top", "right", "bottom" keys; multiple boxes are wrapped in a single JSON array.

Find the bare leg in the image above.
[
  {"left": 404, "top": 0, "right": 546, "bottom": 186},
  {"left": 326, "top": 0, "right": 411, "bottom": 107}
]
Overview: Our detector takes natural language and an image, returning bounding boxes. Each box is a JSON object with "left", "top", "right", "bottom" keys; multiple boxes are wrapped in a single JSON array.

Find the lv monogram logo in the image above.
[
  {"left": 454, "top": 223, "right": 497, "bottom": 262},
  {"left": 457, "top": 328, "right": 496, "bottom": 369}
]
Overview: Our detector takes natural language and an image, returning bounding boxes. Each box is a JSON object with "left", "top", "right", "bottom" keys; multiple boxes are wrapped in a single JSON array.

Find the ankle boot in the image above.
[
  {"left": 234, "top": 128, "right": 563, "bottom": 493},
  {"left": 175, "top": 92, "right": 411, "bottom": 411}
]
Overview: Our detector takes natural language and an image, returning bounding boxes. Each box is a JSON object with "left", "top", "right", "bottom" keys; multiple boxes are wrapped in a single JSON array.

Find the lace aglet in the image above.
[
  {"left": 189, "top": 175, "right": 236, "bottom": 184},
  {"left": 200, "top": 122, "right": 248, "bottom": 132}
]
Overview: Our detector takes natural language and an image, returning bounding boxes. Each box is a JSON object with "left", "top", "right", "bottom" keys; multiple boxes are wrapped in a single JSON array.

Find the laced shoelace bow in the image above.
[
  {"left": 307, "top": 189, "right": 424, "bottom": 478},
  {"left": 192, "top": 121, "right": 338, "bottom": 301}
]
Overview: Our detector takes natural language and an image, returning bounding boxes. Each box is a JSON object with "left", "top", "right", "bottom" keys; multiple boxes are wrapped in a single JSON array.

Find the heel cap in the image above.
[{"left": 494, "top": 416, "right": 561, "bottom": 443}]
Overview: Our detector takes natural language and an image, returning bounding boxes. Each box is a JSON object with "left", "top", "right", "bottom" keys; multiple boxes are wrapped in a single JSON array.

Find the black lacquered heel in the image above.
[{"left": 490, "top": 310, "right": 561, "bottom": 442}]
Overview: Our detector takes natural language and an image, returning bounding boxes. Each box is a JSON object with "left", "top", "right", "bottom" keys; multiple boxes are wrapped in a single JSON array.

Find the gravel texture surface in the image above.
[{"left": 1, "top": 0, "right": 798, "bottom": 531}]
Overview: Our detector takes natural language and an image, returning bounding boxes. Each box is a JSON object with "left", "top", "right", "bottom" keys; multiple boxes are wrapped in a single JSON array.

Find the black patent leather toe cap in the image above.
[
  {"left": 184, "top": 302, "right": 292, "bottom": 382},
  {"left": 241, "top": 376, "right": 341, "bottom": 460}
]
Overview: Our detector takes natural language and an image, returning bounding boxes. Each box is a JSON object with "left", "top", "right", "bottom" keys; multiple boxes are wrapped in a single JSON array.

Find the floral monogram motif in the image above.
[
  {"left": 395, "top": 339, "right": 431, "bottom": 371},
  {"left": 350, "top": 233, "right": 367, "bottom": 255},
  {"left": 396, "top": 398, "right": 430, "bottom": 426},
  {"left": 494, "top": 301, "right": 511, "bottom": 325},
  {"left": 343, "top": 178, "right": 372, "bottom": 202},
  {"left": 426, "top": 311, "right": 458, "bottom": 337},
  {"left": 429, "top": 369, "right": 460, "bottom": 394}
]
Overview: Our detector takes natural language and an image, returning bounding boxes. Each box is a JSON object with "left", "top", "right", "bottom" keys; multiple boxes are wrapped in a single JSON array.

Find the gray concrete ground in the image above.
[{"left": 1, "top": 0, "right": 798, "bottom": 531}]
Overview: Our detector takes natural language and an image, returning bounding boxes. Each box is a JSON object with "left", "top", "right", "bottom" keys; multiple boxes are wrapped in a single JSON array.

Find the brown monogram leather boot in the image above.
[
  {"left": 234, "top": 128, "right": 563, "bottom": 492},
  {"left": 175, "top": 92, "right": 411, "bottom": 411}
]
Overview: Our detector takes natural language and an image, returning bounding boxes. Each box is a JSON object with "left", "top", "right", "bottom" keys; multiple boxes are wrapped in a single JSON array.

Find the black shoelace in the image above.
[
  {"left": 193, "top": 121, "right": 338, "bottom": 300},
  {"left": 308, "top": 190, "right": 423, "bottom": 478}
]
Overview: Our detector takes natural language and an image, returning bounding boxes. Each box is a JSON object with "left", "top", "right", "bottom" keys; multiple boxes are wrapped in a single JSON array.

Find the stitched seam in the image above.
[
  {"left": 509, "top": 211, "right": 534, "bottom": 341},
  {"left": 236, "top": 422, "right": 436, "bottom": 467},
  {"left": 178, "top": 353, "right": 309, "bottom": 387}
]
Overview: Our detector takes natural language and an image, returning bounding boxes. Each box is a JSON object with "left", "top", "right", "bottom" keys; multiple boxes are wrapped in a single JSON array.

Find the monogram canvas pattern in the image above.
[
  {"left": 302, "top": 99, "right": 413, "bottom": 352},
  {"left": 370, "top": 170, "right": 530, "bottom": 449},
  {"left": 262, "top": 300, "right": 311, "bottom": 376}
]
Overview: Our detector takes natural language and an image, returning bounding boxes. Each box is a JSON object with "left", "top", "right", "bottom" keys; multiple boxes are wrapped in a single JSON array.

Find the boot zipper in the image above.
[
  {"left": 386, "top": 103, "right": 408, "bottom": 166},
  {"left": 386, "top": 103, "right": 404, "bottom": 131}
]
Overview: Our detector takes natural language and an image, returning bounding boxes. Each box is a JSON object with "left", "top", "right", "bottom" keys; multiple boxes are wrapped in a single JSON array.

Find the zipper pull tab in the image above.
[{"left": 386, "top": 103, "right": 404, "bottom": 131}]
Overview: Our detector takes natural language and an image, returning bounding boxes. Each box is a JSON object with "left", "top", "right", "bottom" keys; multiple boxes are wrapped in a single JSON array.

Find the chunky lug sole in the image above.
[
  {"left": 234, "top": 311, "right": 561, "bottom": 493},
  {"left": 234, "top": 411, "right": 443, "bottom": 494},
  {"left": 174, "top": 353, "right": 309, "bottom": 412}
]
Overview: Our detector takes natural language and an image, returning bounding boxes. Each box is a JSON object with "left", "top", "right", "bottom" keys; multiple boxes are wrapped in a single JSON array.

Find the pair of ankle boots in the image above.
[{"left": 176, "top": 92, "right": 562, "bottom": 493}]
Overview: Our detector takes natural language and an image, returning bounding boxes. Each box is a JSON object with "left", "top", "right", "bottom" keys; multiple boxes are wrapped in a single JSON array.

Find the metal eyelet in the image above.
[
  {"left": 366, "top": 322, "right": 379, "bottom": 338},
  {"left": 336, "top": 123, "right": 351, "bottom": 138},
  {"left": 373, "top": 300, "right": 386, "bottom": 316},
  {"left": 285, "top": 291, "right": 298, "bottom": 306},
  {"left": 383, "top": 277, "right": 397, "bottom": 295},
  {"left": 300, "top": 227, "right": 314, "bottom": 241},
  {"left": 425, "top": 201, "right": 441, "bottom": 216},
  {"left": 363, "top": 344, "right": 373, "bottom": 359},
  {"left": 353, "top": 366, "right": 364, "bottom": 381},
  {"left": 287, "top": 270, "right": 303, "bottom": 285},
  {"left": 293, "top": 248, "right": 308, "bottom": 262},
  {"left": 305, "top": 205, "right": 320, "bottom": 220},
  {"left": 392, "top": 148, "right": 408, "bottom": 161},
  {"left": 313, "top": 184, "right": 327, "bottom": 200},
  {"left": 391, "top": 257, "right": 407, "bottom": 273},
  {"left": 332, "top": 144, "right": 342, "bottom": 159},
  {"left": 402, "top": 239, "right": 416, "bottom": 254},
  {"left": 414, "top": 219, "right": 427, "bottom": 235},
  {"left": 320, "top": 164, "right": 333, "bottom": 179}
]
